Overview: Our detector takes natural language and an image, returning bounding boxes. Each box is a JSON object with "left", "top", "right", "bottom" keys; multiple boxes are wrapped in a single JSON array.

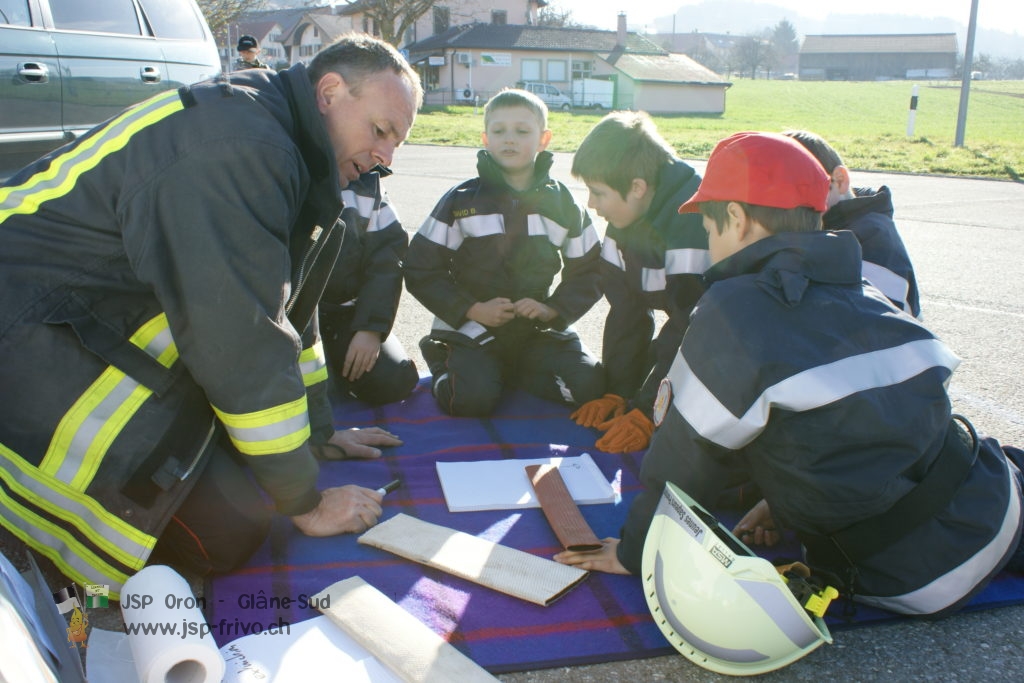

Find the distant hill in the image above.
[{"left": 649, "top": 1, "right": 1023, "bottom": 60}]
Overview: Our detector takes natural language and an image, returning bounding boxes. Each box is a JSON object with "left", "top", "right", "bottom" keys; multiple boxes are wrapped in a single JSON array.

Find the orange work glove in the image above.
[
  {"left": 570, "top": 394, "right": 626, "bottom": 428},
  {"left": 595, "top": 409, "right": 655, "bottom": 453}
]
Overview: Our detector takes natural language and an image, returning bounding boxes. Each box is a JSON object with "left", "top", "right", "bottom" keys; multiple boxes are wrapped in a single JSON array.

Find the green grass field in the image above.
[{"left": 407, "top": 79, "right": 1024, "bottom": 180}]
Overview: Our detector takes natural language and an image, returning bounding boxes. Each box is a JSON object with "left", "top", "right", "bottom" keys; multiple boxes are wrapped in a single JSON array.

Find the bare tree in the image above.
[
  {"left": 536, "top": 2, "right": 580, "bottom": 28},
  {"left": 349, "top": 0, "right": 439, "bottom": 46},
  {"left": 198, "top": 0, "right": 268, "bottom": 38},
  {"left": 731, "top": 32, "right": 775, "bottom": 79}
]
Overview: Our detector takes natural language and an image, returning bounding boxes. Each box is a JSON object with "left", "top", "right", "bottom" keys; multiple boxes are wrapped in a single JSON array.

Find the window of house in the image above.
[
  {"left": 433, "top": 6, "right": 450, "bottom": 35},
  {"left": 520, "top": 59, "right": 541, "bottom": 81},
  {"left": 572, "top": 59, "right": 594, "bottom": 80},
  {"left": 491, "top": 10, "right": 507, "bottom": 25},
  {"left": 546, "top": 60, "right": 567, "bottom": 82}
]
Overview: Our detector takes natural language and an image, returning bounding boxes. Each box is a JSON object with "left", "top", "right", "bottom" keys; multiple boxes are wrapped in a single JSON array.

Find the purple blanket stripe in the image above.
[{"left": 206, "top": 380, "right": 1024, "bottom": 673}]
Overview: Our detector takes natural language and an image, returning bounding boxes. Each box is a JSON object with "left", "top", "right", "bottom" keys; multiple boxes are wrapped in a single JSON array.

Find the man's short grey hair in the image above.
[{"left": 308, "top": 33, "right": 423, "bottom": 109}]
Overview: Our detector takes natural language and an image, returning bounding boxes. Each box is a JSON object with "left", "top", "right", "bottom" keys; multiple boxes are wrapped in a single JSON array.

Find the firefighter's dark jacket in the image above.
[
  {"left": 403, "top": 150, "right": 602, "bottom": 345},
  {"left": 0, "top": 64, "right": 341, "bottom": 593}
]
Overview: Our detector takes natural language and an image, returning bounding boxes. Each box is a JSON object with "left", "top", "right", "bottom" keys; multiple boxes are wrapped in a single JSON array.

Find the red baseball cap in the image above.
[{"left": 678, "top": 131, "right": 829, "bottom": 214}]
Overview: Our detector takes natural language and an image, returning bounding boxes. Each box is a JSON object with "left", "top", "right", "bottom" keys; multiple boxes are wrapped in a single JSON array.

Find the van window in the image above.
[
  {"left": 0, "top": 0, "right": 31, "bottom": 26},
  {"left": 139, "top": 0, "right": 206, "bottom": 40},
  {"left": 50, "top": 0, "right": 141, "bottom": 35}
]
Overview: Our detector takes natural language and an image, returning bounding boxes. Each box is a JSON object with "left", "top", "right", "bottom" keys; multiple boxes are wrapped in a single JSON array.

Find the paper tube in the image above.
[{"left": 120, "top": 565, "right": 225, "bottom": 683}]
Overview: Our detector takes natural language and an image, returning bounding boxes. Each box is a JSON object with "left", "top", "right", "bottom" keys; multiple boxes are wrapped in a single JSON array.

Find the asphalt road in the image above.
[{"left": 4, "top": 143, "right": 1024, "bottom": 681}]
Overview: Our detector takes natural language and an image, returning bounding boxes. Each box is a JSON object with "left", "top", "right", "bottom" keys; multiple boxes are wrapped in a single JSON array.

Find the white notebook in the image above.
[{"left": 436, "top": 453, "right": 615, "bottom": 512}]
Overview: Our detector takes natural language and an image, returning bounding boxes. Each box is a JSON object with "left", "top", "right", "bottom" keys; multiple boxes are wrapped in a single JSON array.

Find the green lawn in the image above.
[{"left": 408, "top": 79, "right": 1024, "bottom": 180}]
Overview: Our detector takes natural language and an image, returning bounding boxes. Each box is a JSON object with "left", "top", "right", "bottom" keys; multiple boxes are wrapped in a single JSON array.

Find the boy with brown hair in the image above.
[
  {"left": 403, "top": 89, "right": 604, "bottom": 416},
  {"left": 784, "top": 129, "right": 921, "bottom": 318},
  {"left": 555, "top": 132, "right": 1024, "bottom": 619},
  {"left": 568, "top": 111, "right": 708, "bottom": 453}
]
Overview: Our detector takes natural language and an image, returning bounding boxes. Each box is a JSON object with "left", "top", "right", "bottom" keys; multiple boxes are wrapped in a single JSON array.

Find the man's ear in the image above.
[
  {"left": 832, "top": 165, "right": 851, "bottom": 195},
  {"left": 481, "top": 131, "right": 489, "bottom": 147},
  {"left": 315, "top": 72, "right": 345, "bottom": 113}
]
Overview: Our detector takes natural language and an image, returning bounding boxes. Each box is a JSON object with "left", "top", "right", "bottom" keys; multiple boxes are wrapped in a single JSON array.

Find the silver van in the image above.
[
  {"left": 516, "top": 81, "right": 572, "bottom": 111},
  {"left": 0, "top": 0, "right": 221, "bottom": 176}
]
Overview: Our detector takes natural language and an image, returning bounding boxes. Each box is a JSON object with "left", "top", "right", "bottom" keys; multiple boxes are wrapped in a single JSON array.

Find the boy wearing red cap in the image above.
[{"left": 555, "top": 132, "right": 1024, "bottom": 617}]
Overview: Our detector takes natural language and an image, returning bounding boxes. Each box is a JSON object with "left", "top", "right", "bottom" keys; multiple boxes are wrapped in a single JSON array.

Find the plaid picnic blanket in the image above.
[{"left": 205, "top": 379, "right": 1024, "bottom": 673}]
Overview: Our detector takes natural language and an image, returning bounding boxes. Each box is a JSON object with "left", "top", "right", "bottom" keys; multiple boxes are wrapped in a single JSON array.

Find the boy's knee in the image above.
[
  {"left": 353, "top": 359, "right": 420, "bottom": 405},
  {"left": 434, "top": 374, "right": 501, "bottom": 417}
]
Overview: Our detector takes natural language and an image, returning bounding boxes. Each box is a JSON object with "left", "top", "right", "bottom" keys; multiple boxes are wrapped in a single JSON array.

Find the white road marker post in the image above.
[{"left": 906, "top": 84, "right": 919, "bottom": 137}]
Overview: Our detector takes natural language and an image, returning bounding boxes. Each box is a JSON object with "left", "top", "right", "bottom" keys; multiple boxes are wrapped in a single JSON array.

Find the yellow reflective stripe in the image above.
[
  {"left": 0, "top": 90, "right": 184, "bottom": 223},
  {"left": 41, "top": 314, "right": 178, "bottom": 489},
  {"left": 0, "top": 442, "right": 152, "bottom": 579},
  {"left": 214, "top": 396, "right": 311, "bottom": 456},
  {"left": 0, "top": 477, "right": 132, "bottom": 594},
  {"left": 300, "top": 341, "right": 328, "bottom": 387}
]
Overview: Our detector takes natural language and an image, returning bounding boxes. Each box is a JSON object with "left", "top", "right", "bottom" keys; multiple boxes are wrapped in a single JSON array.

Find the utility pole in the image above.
[{"left": 955, "top": 0, "right": 980, "bottom": 147}]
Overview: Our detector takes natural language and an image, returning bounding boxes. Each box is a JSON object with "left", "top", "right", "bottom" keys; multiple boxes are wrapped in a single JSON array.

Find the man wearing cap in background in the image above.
[
  {"left": 555, "top": 131, "right": 1024, "bottom": 618},
  {"left": 235, "top": 34, "right": 270, "bottom": 70}
]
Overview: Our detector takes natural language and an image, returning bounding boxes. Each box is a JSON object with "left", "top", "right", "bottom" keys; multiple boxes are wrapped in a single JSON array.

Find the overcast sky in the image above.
[{"left": 567, "top": 1, "right": 1024, "bottom": 36}]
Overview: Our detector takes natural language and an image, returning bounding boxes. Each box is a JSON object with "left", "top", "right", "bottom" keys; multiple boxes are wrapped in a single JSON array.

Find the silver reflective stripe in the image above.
[
  {"left": 665, "top": 247, "right": 710, "bottom": 276},
  {"left": 527, "top": 214, "right": 567, "bottom": 246},
  {"left": 299, "top": 341, "right": 326, "bottom": 378},
  {"left": 856, "top": 460, "right": 1023, "bottom": 614},
  {"left": 374, "top": 202, "right": 399, "bottom": 232},
  {"left": 653, "top": 552, "right": 769, "bottom": 663},
  {"left": 669, "top": 338, "right": 962, "bottom": 450},
  {"left": 419, "top": 215, "right": 463, "bottom": 249},
  {"left": 561, "top": 221, "right": 600, "bottom": 259},
  {"left": 600, "top": 236, "right": 625, "bottom": 270},
  {"left": 862, "top": 262, "right": 912, "bottom": 314},
  {"left": 737, "top": 579, "right": 822, "bottom": 649},
  {"left": 341, "top": 187, "right": 375, "bottom": 219},
  {"left": 0, "top": 501, "right": 132, "bottom": 595},
  {"left": 0, "top": 453, "right": 150, "bottom": 582},
  {"left": 641, "top": 267, "right": 667, "bottom": 293},
  {"left": 49, "top": 321, "right": 175, "bottom": 486},
  {"left": 460, "top": 212, "right": 503, "bottom": 238},
  {"left": 53, "top": 378, "right": 144, "bottom": 484},
  {"left": 223, "top": 411, "right": 310, "bottom": 449}
]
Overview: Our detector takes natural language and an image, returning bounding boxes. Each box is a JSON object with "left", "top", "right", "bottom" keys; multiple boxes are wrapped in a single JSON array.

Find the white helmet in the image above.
[{"left": 642, "top": 482, "right": 836, "bottom": 676}]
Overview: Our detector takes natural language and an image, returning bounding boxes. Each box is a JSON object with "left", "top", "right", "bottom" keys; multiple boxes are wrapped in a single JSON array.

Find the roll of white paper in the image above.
[{"left": 120, "top": 565, "right": 225, "bottom": 683}]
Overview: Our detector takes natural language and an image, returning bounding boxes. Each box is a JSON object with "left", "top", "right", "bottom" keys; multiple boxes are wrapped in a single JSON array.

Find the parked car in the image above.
[
  {"left": 0, "top": 0, "right": 221, "bottom": 177},
  {"left": 516, "top": 81, "right": 573, "bottom": 111}
]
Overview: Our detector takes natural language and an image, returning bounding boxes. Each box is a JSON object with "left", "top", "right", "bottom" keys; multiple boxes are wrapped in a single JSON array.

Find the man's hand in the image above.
[
  {"left": 513, "top": 298, "right": 556, "bottom": 323},
  {"left": 467, "top": 298, "right": 516, "bottom": 327},
  {"left": 553, "top": 538, "right": 630, "bottom": 575},
  {"left": 312, "top": 427, "right": 403, "bottom": 460},
  {"left": 343, "top": 330, "right": 382, "bottom": 381},
  {"left": 571, "top": 394, "right": 626, "bottom": 428},
  {"left": 291, "top": 485, "right": 383, "bottom": 536},
  {"left": 595, "top": 409, "right": 654, "bottom": 453},
  {"left": 732, "top": 499, "right": 780, "bottom": 547}
]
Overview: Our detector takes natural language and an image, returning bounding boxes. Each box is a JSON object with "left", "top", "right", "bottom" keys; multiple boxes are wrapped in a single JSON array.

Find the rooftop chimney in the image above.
[{"left": 617, "top": 12, "right": 627, "bottom": 47}]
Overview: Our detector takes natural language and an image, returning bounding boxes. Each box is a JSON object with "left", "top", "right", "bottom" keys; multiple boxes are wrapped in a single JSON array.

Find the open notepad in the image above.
[{"left": 436, "top": 453, "right": 616, "bottom": 512}]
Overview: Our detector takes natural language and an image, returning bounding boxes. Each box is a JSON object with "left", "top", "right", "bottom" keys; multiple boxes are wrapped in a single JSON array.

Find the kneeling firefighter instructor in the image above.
[{"left": 0, "top": 34, "right": 422, "bottom": 594}]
